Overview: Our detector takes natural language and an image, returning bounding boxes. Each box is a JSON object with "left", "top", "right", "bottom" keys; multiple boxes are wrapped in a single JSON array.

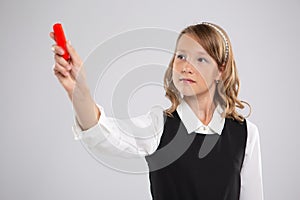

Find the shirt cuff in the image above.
[{"left": 72, "top": 104, "right": 108, "bottom": 146}]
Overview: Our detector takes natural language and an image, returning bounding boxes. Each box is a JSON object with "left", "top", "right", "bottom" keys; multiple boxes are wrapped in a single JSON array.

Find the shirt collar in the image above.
[{"left": 176, "top": 99, "right": 225, "bottom": 135}]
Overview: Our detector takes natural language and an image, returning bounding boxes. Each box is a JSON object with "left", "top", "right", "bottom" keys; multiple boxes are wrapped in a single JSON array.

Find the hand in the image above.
[{"left": 50, "top": 32, "right": 86, "bottom": 100}]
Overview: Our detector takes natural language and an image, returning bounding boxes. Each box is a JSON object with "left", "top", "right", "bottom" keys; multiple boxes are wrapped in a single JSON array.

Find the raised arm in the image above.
[
  {"left": 50, "top": 32, "right": 164, "bottom": 158},
  {"left": 50, "top": 32, "right": 100, "bottom": 131}
]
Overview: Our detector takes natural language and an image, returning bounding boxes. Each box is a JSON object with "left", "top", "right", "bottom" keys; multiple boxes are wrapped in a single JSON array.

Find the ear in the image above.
[{"left": 216, "top": 67, "right": 223, "bottom": 81}]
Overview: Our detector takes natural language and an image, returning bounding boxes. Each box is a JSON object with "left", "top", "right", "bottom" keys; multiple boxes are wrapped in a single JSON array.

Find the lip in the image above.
[{"left": 179, "top": 78, "right": 196, "bottom": 83}]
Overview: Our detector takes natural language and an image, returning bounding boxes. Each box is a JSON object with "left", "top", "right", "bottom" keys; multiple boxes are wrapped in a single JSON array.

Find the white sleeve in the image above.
[
  {"left": 72, "top": 104, "right": 164, "bottom": 158},
  {"left": 240, "top": 120, "right": 264, "bottom": 200}
]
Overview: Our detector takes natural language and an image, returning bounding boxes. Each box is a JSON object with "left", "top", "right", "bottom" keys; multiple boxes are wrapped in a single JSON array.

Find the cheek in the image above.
[
  {"left": 196, "top": 64, "right": 219, "bottom": 79},
  {"left": 172, "top": 61, "right": 180, "bottom": 71},
  {"left": 172, "top": 63, "right": 181, "bottom": 78},
  {"left": 193, "top": 67, "right": 211, "bottom": 81},
  {"left": 211, "top": 67, "right": 221, "bottom": 80}
]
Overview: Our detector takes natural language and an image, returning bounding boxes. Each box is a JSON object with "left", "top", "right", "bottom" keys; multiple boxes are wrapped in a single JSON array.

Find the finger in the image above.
[
  {"left": 53, "top": 63, "right": 70, "bottom": 77},
  {"left": 54, "top": 69, "right": 74, "bottom": 94},
  {"left": 54, "top": 68, "right": 64, "bottom": 79},
  {"left": 54, "top": 54, "right": 71, "bottom": 70},
  {"left": 51, "top": 44, "right": 65, "bottom": 56},
  {"left": 66, "top": 41, "right": 82, "bottom": 66},
  {"left": 49, "top": 32, "right": 55, "bottom": 41},
  {"left": 54, "top": 69, "right": 70, "bottom": 88}
]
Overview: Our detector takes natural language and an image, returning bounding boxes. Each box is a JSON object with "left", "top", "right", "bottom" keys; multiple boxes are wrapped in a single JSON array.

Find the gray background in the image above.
[{"left": 1, "top": 0, "right": 299, "bottom": 199}]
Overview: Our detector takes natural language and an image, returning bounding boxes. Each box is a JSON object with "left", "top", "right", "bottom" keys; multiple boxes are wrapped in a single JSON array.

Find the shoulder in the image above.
[
  {"left": 245, "top": 119, "right": 260, "bottom": 141},
  {"left": 226, "top": 117, "right": 260, "bottom": 139},
  {"left": 224, "top": 117, "right": 247, "bottom": 133},
  {"left": 244, "top": 118, "right": 261, "bottom": 154},
  {"left": 246, "top": 118, "right": 259, "bottom": 131}
]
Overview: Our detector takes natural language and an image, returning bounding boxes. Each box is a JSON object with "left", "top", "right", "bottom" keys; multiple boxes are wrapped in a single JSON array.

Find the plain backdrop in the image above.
[{"left": 0, "top": 0, "right": 299, "bottom": 199}]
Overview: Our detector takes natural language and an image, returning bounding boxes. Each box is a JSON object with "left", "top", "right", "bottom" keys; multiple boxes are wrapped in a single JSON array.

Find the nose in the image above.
[{"left": 182, "top": 60, "right": 194, "bottom": 74}]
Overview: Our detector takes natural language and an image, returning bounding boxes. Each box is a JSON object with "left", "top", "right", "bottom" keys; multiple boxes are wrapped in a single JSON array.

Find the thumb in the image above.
[{"left": 66, "top": 40, "right": 82, "bottom": 67}]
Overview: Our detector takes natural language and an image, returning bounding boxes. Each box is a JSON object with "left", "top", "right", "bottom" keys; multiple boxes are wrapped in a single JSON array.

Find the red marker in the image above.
[{"left": 53, "top": 23, "right": 70, "bottom": 60}]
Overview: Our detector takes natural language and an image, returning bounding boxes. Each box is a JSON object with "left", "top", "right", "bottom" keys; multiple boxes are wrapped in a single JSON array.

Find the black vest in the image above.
[{"left": 145, "top": 110, "right": 247, "bottom": 200}]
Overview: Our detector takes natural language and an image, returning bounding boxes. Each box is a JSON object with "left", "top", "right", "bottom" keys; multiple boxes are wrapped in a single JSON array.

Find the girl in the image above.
[{"left": 50, "top": 22, "right": 264, "bottom": 200}]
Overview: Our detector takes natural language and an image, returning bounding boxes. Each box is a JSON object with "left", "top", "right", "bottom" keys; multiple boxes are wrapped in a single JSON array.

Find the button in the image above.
[{"left": 198, "top": 126, "right": 208, "bottom": 132}]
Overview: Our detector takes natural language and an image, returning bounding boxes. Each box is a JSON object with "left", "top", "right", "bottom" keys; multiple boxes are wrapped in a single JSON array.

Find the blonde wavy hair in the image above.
[{"left": 163, "top": 23, "right": 251, "bottom": 123}]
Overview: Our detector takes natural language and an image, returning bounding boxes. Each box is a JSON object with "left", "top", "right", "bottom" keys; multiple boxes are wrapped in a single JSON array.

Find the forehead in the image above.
[{"left": 176, "top": 33, "right": 207, "bottom": 55}]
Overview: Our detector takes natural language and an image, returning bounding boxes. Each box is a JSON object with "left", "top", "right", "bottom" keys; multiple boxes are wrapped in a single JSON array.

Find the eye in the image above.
[
  {"left": 176, "top": 54, "right": 186, "bottom": 60},
  {"left": 198, "top": 58, "right": 208, "bottom": 63}
]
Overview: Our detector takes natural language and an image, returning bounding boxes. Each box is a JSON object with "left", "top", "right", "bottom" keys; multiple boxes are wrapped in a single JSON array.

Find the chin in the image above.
[
  {"left": 179, "top": 89, "right": 198, "bottom": 97},
  {"left": 180, "top": 88, "right": 210, "bottom": 97}
]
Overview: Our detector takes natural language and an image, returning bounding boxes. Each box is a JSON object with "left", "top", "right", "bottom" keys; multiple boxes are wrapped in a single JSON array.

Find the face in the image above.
[{"left": 172, "top": 33, "right": 222, "bottom": 98}]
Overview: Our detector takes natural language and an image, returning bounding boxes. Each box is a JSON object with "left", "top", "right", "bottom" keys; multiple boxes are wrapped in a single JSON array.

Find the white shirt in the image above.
[{"left": 72, "top": 99, "right": 264, "bottom": 200}]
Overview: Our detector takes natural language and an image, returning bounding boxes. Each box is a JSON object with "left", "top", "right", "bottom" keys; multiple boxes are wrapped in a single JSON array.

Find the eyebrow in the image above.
[{"left": 176, "top": 49, "right": 208, "bottom": 56}]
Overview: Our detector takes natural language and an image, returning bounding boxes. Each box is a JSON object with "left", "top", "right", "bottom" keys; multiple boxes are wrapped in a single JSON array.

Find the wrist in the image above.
[{"left": 70, "top": 85, "right": 92, "bottom": 102}]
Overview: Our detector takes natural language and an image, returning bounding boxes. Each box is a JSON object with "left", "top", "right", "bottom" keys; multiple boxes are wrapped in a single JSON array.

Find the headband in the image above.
[{"left": 201, "top": 22, "right": 229, "bottom": 64}]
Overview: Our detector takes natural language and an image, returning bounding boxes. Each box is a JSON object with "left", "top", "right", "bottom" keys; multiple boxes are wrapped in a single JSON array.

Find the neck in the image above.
[{"left": 183, "top": 89, "right": 216, "bottom": 126}]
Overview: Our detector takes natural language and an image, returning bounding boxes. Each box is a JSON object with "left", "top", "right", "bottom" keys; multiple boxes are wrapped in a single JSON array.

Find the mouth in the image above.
[{"left": 179, "top": 78, "right": 196, "bottom": 83}]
